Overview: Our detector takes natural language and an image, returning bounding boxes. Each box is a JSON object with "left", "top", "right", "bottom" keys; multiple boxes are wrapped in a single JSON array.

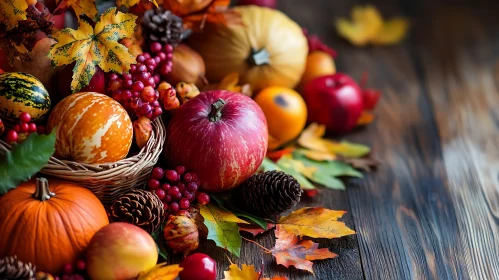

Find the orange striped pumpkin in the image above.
[{"left": 47, "top": 92, "right": 133, "bottom": 164}]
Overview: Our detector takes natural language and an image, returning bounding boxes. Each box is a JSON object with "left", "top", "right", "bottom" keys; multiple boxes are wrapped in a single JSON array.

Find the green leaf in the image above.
[
  {"left": 305, "top": 172, "right": 346, "bottom": 190},
  {"left": 294, "top": 150, "right": 363, "bottom": 178},
  {"left": 210, "top": 194, "right": 268, "bottom": 230},
  {"left": 200, "top": 203, "right": 249, "bottom": 257},
  {"left": 275, "top": 156, "right": 316, "bottom": 190},
  {"left": 259, "top": 157, "right": 280, "bottom": 172},
  {"left": 151, "top": 220, "right": 168, "bottom": 261},
  {"left": 157, "top": 242, "right": 168, "bottom": 261},
  {"left": 0, "top": 131, "right": 56, "bottom": 195}
]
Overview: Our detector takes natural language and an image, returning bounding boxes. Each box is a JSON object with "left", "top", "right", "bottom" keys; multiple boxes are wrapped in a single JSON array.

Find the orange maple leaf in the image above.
[
  {"left": 356, "top": 111, "right": 375, "bottom": 126},
  {"left": 271, "top": 225, "right": 337, "bottom": 274}
]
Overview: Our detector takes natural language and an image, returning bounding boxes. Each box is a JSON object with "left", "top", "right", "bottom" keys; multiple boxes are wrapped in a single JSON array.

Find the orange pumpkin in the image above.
[
  {"left": 255, "top": 86, "right": 307, "bottom": 150},
  {"left": 300, "top": 51, "right": 336, "bottom": 87},
  {"left": 47, "top": 92, "right": 133, "bottom": 164},
  {"left": 188, "top": 6, "right": 308, "bottom": 93},
  {"left": 0, "top": 178, "right": 109, "bottom": 274}
]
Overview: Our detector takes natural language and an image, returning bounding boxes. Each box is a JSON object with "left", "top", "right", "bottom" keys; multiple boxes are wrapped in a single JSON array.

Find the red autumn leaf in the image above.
[
  {"left": 266, "top": 148, "right": 295, "bottom": 162},
  {"left": 0, "top": 3, "right": 55, "bottom": 65},
  {"left": 239, "top": 223, "right": 275, "bottom": 237},
  {"left": 302, "top": 28, "right": 337, "bottom": 58},
  {"left": 270, "top": 225, "right": 337, "bottom": 274}
]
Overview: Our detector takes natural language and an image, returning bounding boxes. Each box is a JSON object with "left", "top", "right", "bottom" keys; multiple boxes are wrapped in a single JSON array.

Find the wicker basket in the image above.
[{"left": 0, "top": 117, "right": 166, "bottom": 205}]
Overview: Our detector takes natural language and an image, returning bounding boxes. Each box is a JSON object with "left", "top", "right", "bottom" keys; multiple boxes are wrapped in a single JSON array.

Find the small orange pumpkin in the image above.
[
  {"left": 255, "top": 86, "right": 307, "bottom": 150},
  {"left": 0, "top": 178, "right": 109, "bottom": 274},
  {"left": 47, "top": 92, "right": 133, "bottom": 164}
]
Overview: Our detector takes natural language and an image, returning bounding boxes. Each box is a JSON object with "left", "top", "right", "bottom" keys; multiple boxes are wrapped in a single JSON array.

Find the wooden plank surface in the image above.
[{"left": 180, "top": 0, "right": 499, "bottom": 279}]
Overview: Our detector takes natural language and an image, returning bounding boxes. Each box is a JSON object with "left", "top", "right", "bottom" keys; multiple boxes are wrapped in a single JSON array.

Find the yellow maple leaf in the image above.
[
  {"left": 48, "top": 7, "right": 137, "bottom": 92},
  {"left": 116, "top": 0, "right": 158, "bottom": 8},
  {"left": 301, "top": 149, "right": 337, "bottom": 162},
  {"left": 222, "top": 263, "right": 260, "bottom": 280},
  {"left": 278, "top": 207, "right": 356, "bottom": 239},
  {"left": 371, "top": 17, "right": 410, "bottom": 45},
  {"left": 297, "top": 123, "right": 370, "bottom": 158},
  {"left": 335, "top": 5, "right": 409, "bottom": 46},
  {"left": 137, "top": 263, "right": 183, "bottom": 280},
  {"left": 278, "top": 154, "right": 317, "bottom": 178},
  {"left": 0, "top": 0, "right": 28, "bottom": 31},
  {"left": 56, "top": 0, "right": 98, "bottom": 21}
]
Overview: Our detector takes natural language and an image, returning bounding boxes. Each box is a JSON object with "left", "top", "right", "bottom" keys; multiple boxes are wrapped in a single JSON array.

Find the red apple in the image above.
[
  {"left": 238, "top": 0, "right": 277, "bottom": 8},
  {"left": 179, "top": 253, "right": 217, "bottom": 280},
  {"left": 86, "top": 223, "right": 158, "bottom": 280},
  {"left": 165, "top": 90, "right": 268, "bottom": 192},
  {"left": 302, "top": 73, "right": 363, "bottom": 133}
]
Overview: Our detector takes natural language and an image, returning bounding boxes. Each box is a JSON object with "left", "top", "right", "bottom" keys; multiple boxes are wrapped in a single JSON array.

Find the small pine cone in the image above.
[
  {"left": 0, "top": 256, "right": 36, "bottom": 280},
  {"left": 231, "top": 171, "right": 303, "bottom": 218},
  {"left": 108, "top": 189, "right": 165, "bottom": 233},
  {"left": 143, "top": 8, "right": 185, "bottom": 46}
]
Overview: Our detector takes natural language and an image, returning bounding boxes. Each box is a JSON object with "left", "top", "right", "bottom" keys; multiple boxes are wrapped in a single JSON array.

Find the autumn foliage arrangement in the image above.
[{"left": 0, "top": 0, "right": 409, "bottom": 278}]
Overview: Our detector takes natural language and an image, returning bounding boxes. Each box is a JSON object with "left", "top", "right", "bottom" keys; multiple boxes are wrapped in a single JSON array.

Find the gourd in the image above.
[
  {"left": 47, "top": 92, "right": 133, "bottom": 164},
  {"left": 0, "top": 178, "right": 109, "bottom": 274},
  {"left": 0, "top": 72, "right": 51, "bottom": 123},
  {"left": 188, "top": 6, "right": 308, "bottom": 93}
]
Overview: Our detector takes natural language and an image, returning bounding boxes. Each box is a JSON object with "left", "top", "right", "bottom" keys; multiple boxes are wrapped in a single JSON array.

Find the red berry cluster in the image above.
[
  {"left": 107, "top": 42, "right": 174, "bottom": 120},
  {"left": 2, "top": 112, "right": 46, "bottom": 144},
  {"left": 56, "top": 260, "right": 87, "bottom": 280},
  {"left": 148, "top": 166, "right": 210, "bottom": 215}
]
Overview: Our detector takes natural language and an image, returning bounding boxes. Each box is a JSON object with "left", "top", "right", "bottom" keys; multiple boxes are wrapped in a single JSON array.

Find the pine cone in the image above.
[
  {"left": 108, "top": 189, "right": 165, "bottom": 233},
  {"left": 143, "top": 8, "right": 185, "bottom": 46},
  {"left": 231, "top": 171, "right": 303, "bottom": 218},
  {"left": 0, "top": 256, "right": 36, "bottom": 280}
]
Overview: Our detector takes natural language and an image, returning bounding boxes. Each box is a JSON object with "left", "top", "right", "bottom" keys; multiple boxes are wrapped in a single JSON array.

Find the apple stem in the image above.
[
  {"left": 247, "top": 48, "right": 270, "bottom": 66},
  {"left": 209, "top": 98, "right": 227, "bottom": 122},
  {"left": 33, "top": 178, "right": 55, "bottom": 201}
]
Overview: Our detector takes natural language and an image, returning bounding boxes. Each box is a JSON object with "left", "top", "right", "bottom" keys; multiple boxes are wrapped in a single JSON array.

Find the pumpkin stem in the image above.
[
  {"left": 33, "top": 178, "right": 55, "bottom": 201},
  {"left": 247, "top": 48, "right": 270, "bottom": 66},
  {"left": 209, "top": 98, "right": 227, "bottom": 122}
]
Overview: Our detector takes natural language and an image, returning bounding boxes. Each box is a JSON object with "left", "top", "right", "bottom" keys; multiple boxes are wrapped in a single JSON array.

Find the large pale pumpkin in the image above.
[
  {"left": 47, "top": 92, "right": 133, "bottom": 164},
  {"left": 188, "top": 6, "right": 308, "bottom": 93},
  {"left": 0, "top": 178, "right": 109, "bottom": 274}
]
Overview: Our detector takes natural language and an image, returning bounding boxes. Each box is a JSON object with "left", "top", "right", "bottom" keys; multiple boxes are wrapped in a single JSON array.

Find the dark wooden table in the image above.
[{"left": 175, "top": 0, "right": 499, "bottom": 279}]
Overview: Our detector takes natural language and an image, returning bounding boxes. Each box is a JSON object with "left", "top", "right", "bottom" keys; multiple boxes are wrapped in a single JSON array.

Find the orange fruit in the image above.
[
  {"left": 300, "top": 51, "right": 336, "bottom": 86},
  {"left": 255, "top": 86, "right": 307, "bottom": 150}
]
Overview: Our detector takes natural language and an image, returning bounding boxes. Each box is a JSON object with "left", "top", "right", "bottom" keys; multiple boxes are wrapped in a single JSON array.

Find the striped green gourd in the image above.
[{"left": 0, "top": 72, "right": 51, "bottom": 124}]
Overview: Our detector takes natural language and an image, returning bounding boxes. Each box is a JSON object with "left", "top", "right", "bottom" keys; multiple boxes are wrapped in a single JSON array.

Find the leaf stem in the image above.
[{"left": 242, "top": 237, "right": 271, "bottom": 254}]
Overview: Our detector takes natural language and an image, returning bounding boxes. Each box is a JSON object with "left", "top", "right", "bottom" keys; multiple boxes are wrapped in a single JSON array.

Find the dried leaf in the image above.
[
  {"left": 300, "top": 149, "right": 336, "bottom": 161},
  {"left": 239, "top": 223, "right": 275, "bottom": 237},
  {"left": 356, "top": 111, "right": 375, "bottom": 126},
  {"left": 137, "top": 263, "right": 183, "bottom": 280},
  {"left": 0, "top": 0, "right": 28, "bottom": 32},
  {"left": 341, "top": 156, "right": 380, "bottom": 172},
  {"left": 200, "top": 203, "right": 249, "bottom": 257},
  {"left": 278, "top": 207, "right": 355, "bottom": 239},
  {"left": 371, "top": 17, "right": 409, "bottom": 45},
  {"left": 222, "top": 263, "right": 260, "bottom": 280},
  {"left": 117, "top": 0, "right": 158, "bottom": 9},
  {"left": 48, "top": 7, "right": 137, "bottom": 92},
  {"left": 0, "top": 4, "right": 55, "bottom": 65},
  {"left": 271, "top": 225, "right": 337, "bottom": 274},
  {"left": 55, "top": 0, "right": 98, "bottom": 20},
  {"left": 298, "top": 123, "right": 370, "bottom": 158},
  {"left": 335, "top": 5, "right": 409, "bottom": 46}
]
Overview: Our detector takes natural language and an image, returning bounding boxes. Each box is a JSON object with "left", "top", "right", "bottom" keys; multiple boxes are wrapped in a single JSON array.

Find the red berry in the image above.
[
  {"left": 164, "top": 194, "right": 172, "bottom": 203},
  {"left": 138, "top": 64, "right": 147, "bottom": 72},
  {"left": 182, "top": 191, "right": 194, "bottom": 202},
  {"left": 137, "top": 55, "right": 146, "bottom": 63},
  {"left": 19, "top": 112, "right": 31, "bottom": 123},
  {"left": 5, "top": 130, "right": 18, "bottom": 143},
  {"left": 132, "top": 81, "right": 145, "bottom": 92},
  {"left": 178, "top": 182, "right": 186, "bottom": 193},
  {"left": 76, "top": 259, "right": 86, "bottom": 271},
  {"left": 20, "top": 123, "right": 29, "bottom": 133},
  {"left": 183, "top": 172, "right": 192, "bottom": 182},
  {"left": 109, "top": 73, "right": 119, "bottom": 80},
  {"left": 304, "top": 189, "right": 318, "bottom": 197},
  {"left": 179, "top": 253, "right": 216, "bottom": 280},
  {"left": 150, "top": 42, "right": 162, "bottom": 53},
  {"left": 197, "top": 193, "right": 210, "bottom": 205},
  {"left": 145, "top": 58, "right": 157, "bottom": 67},
  {"left": 161, "top": 183, "right": 171, "bottom": 192},
  {"left": 155, "top": 189, "right": 166, "bottom": 200},
  {"left": 179, "top": 198, "right": 190, "bottom": 209},
  {"left": 175, "top": 166, "right": 186, "bottom": 175},
  {"left": 148, "top": 179, "right": 160, "bottom": 190},
  {"left": 36, "top": 125, "right": 46, "bottom": 135},
  {"left": 187, "top": 182, "right": 198, "bottom": 192},
  {"left": 129, "top": 65, "right": 137, "bottom": 73},
  {"left": 151, "top": 167, "right": 164, "bottom": 179},
  {"left": 168, "top": 186, "right": 180, "bottom": 197},
  {"left": 163, "top": 44, "right": 173, "bottom": 53},
  {"left": 165, "top": 170, "right": 178, "bottom": 182},
  {"left": 173, "top": 192, "right": 182, "bottom": 201},
  {"left": 169, "top": 202, "right": 179, "bottom": 213},
  {"left": 62, "top": 275, "right": 70, "bottom": 280},
  {"left": 64, "top": 263, "right": 73, "bottom": 275},
  {"left": 143, "top": 52, "right": 151, "bottom": 59},
  {"left": 28, "top": 123, "right": 37, "bottom": 133},
  {"left": 163, "top": 203, "right": 169, "bottom": 210},
  {"left": 178, "top": 210, "right": 190, "bottom": 216},
  {"left": 191, "top": 173, "right": 198, "bottom": 182},
  {"left": 157, "top": 52, "right": 166, "bottom": 61}
]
